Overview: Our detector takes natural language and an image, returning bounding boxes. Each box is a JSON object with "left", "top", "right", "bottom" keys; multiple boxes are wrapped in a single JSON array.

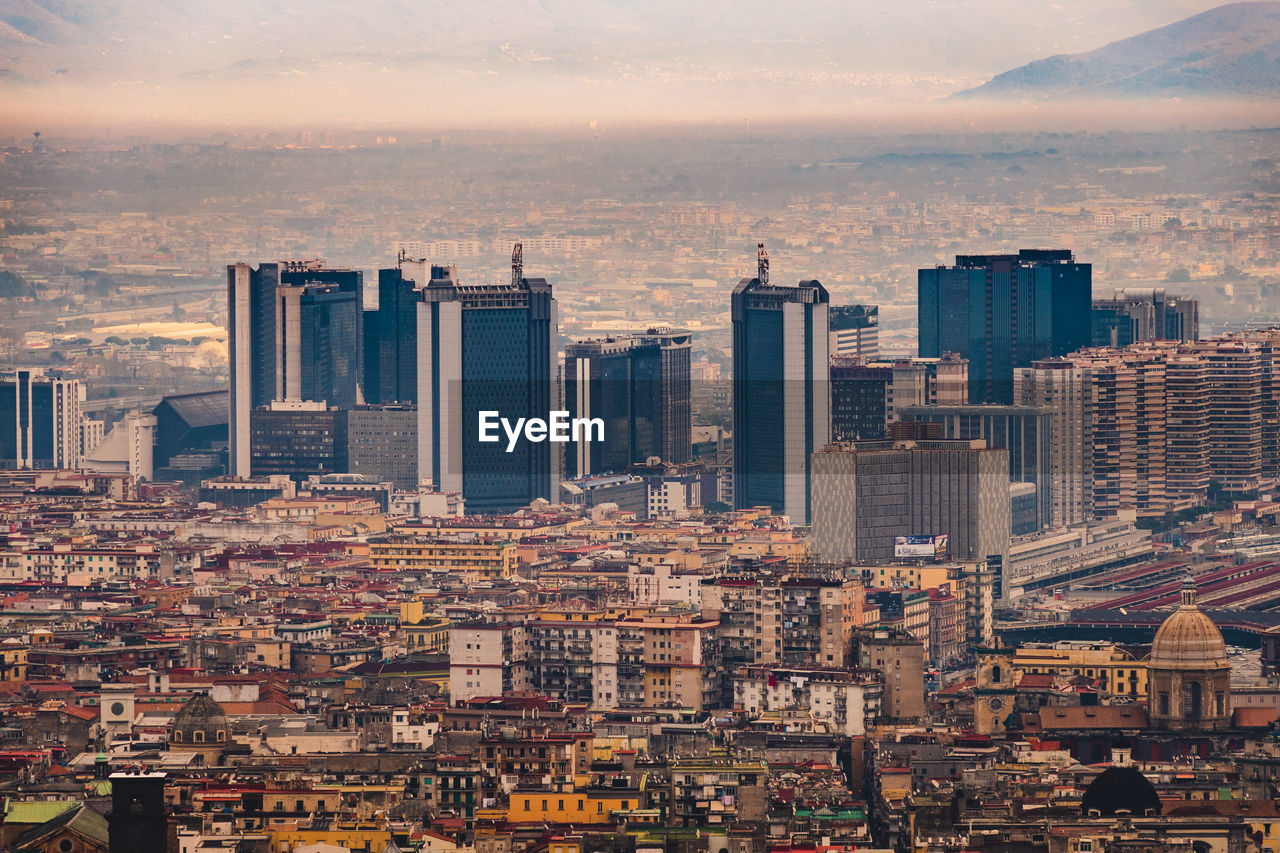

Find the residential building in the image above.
[{"left": 1014, "top": 359, "right": 1094, "bottom": 527}]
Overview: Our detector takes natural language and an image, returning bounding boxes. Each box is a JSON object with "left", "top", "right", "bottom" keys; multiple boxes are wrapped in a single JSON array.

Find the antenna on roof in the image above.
[
  {"left": 511, "top": 243, "right": 523, "bottom": 286},
  {"left": 757, "top": 243, "right": 769, "bottom": 286}
]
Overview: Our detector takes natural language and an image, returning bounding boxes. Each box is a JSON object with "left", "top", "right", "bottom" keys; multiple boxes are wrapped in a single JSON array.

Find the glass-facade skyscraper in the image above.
[
  {"left": 227, "top": 259, "right": 363, "bottom": 475},
  {"left": 731, "top": 249, "right": 829, "bottom": 523},
  {"left": 563, "top": 328, "right": 692, "bottom": 478},
  {"left": 416, "top": 259, "right": 560, "bottom": 512},
  {"left": 365, "top": 258, "right": 438, "bottom": 405},
  {"left": 918, "top": 249, "right": 1091, "bottom": 404}
]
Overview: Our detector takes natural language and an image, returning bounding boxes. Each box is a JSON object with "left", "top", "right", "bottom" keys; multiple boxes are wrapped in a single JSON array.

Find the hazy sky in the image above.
[{"left": 0, "top": 0, "right": 1249, "bottom": 132}]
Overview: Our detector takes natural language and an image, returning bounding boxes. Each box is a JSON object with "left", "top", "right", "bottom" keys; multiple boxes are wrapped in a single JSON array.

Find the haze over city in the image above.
[
  {"left": 3, "top": 0, "right": 1278, "bottom": 131},
  {"left": 3, "top": 3, "right": 1280, "bottom": 853}
]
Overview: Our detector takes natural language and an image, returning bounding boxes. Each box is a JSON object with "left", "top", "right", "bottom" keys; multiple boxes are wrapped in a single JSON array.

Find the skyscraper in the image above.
[
  {"left": 918, "top": 249, "right": 1091, "bottom": 404},
  {"left": 275, "top": 282, "right": 361, "bottom": 409},
  {"left": 0, "top": 369, "right": 82, "bottom": 469},
  {"left": 364, "top": 256, "right": 435, "bottom": 405},
  {"left": 731, "top": 244, "right": 829, "bottom": 522},
  {"left": 1014, "top": 359, "right": 1095, "bottom": 527},
  {"left": 417, "top": 246, "right": 560, "bottom": 512},
  {"left": 1091, "top": 288, "right": 1200, "bottom": 347},
  {"left": 635, "top": 327, "right": 693, "bottom": 466},
  {"left": 897, "top": 403, "right": 1054, "bottom": 531},
  {"left": 564, "top": 327, "right": 692, "bottom": 477},
  {"left": 227, "top": 259, "right": 364, "bottom": 476}
]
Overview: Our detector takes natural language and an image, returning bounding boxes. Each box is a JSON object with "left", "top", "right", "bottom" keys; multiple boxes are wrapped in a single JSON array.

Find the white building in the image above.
[
  {"left": 448, "top": 623, "right": 530, "bottom": 703},
  {"left": 734, "top": 665, "right": 881, "bottom": 737}
]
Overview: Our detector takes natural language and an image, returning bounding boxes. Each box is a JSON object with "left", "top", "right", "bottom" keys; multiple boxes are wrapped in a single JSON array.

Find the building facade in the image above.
[
  {"left": 0, "top": 369, "right": 82, "bottom": 470},
  {"left": 731, "top": 246, "right": 829, "bottom": 522},
  {"left": 918, "top": 249, "right": 1092, "bottom": 404},
  {"left": 416, "top": 252, "right": 561, "bottom": 512},
  {"left": 810, "top": 439, "right": 1011, "bottom": 570}
]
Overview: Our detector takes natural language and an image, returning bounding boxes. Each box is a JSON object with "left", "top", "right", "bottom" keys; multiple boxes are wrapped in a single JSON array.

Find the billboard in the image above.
[{"left": 894, "top": 534, "right": 948, "bottom": 559}]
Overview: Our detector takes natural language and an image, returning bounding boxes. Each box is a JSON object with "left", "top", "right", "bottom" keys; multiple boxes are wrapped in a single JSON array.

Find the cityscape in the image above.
[{"left": 5, "top": 2, "right": 1280, "bottom": 853}]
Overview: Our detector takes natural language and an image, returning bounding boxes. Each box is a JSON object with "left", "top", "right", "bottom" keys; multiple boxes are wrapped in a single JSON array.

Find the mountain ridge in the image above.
[{"left": 954, "top": 1, "right": 1280, "bottom": 99}]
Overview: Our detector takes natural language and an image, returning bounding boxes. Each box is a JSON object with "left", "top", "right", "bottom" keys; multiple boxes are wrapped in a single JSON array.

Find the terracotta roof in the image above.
[
  {"left": 1038, "top": 704, "right": 1148, "bottom": 730},
  {"left": 1231, "top": 706, "right": 1280, "bottom": 728}
]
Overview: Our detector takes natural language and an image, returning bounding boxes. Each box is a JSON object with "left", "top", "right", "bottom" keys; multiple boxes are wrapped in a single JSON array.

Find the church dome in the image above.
[
  {"left": 1149, "top": 577, "right": 1228, "bottom": 671},
  {"left": 170, "top": 693, "right": 229, "bottom": 747},
  {"left": 1081, "top": 766, "right": 1161, "bottom": 817}
]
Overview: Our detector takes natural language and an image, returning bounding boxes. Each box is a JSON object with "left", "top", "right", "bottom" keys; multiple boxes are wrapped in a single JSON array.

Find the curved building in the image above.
[{"left": 1147, "top": 575, "right": 1231, "bottom": 731}]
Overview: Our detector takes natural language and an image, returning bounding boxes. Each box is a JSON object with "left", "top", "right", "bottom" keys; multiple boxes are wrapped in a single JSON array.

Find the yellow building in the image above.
[
  {"left": 269, "top": 821, "right": 390, "bottom": 853},
  {"left": 728, "top": 533, "right": 811, "bottom": 565},
  {"left": 403, "top": 617, "right": 450, "bottom": 654},
  {"left": 506, "top": 787, "right": 644, "bottom": 824},
  {"left": 1011, "top": 642, "right": 1148, "bottom": 700},
  {"left": 0, "top": 639, "right": 27, "bottom": 681},
  {"left": 369, "top": 535, "right": 517, "bottom": 581}
]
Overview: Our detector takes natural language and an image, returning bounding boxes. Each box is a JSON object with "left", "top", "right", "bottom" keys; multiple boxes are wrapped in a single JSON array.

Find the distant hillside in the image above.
[{"left": 954, "top": 1, "right": 1280, "bottom": 99}]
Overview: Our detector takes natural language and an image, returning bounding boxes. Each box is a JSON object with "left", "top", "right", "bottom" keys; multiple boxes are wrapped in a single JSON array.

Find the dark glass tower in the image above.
[
  {"left": 276, "top": 283, "right": 361, "bottom": 409},
  {"left": 227, "top": 260, "right": 363, "bottom": 475},
  {"left": 731, "top": 245, "right": 829, "bottom": 523},
  {"left": 565, "top": 337, "right": 636, "bottom": 477},
  {"left": 918, "top": 249, "right": 1091, "bottom": 404},
  {"left": 563, "top": 328, "right": 692, "bottom": 478},
  {"left": 417, "top": 248, "right": 560, "bottom": 512},
  {"left": 365, "top": 258, "right": 437, "bottom": 404}
]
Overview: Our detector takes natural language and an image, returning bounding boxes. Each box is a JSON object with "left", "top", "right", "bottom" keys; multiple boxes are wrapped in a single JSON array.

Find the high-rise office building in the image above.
[
  {"left": 732, "top": 245, "right": 829, "bottom": 522},
  {"left": 346, "top": 404, "right": 418, "bottom": 490},
  {"left": 918, "top": 249, "right": 1091, "bottom": 404},
  {"left": 830, "top": 360, "right": 892, "bottom": 441},
  {"left": 637, "top": 327, "right": 692, "bottom": 466},
  {"left": 828, "top": 304, "right": 879, "bottom": 359},
  {"left": 565, "top": 337, "right": 639, "bottom": 477},
  {"left": 830, "top": 353, "right": 969, "bottom": 442},
  {"left": 275, "top": 282, "right": 361, "bottom": 409},
  {"left": 364, "top": 256, "right": 436, "bottom": 405},
  {"left": 1014, "top": 360, "right": 1095, "bottom": 527},
  {"left": 1091, "top": 288, "right": 1199, "bottom": 347},
  {"left": 564, "top": 328, "right": 692, "bottom": 477},
  {"left": 810, "top": 438, "right": 1011, "bottom": 569},
  {"left": 249, "top": 400, "right": 348, "bottom": 483},
  {"left": 0, "top": 369, "right": 82, "bottom": 469},
  {"left": 896, "top": 403, "right": 1053, "bottom": 531},
  {"left": 417, "top": 246, "right": 560, "bottom": 512},
  {"left": 227, "top": 259, "right": 363, "bottom": 476}
]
